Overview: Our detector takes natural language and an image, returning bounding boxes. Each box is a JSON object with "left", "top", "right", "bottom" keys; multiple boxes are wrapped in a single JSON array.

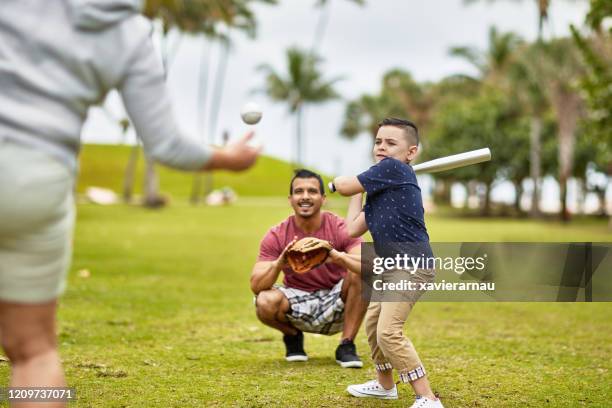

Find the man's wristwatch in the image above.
[{"left": 328, "top": 181, "right": 336, "bottom": 193}]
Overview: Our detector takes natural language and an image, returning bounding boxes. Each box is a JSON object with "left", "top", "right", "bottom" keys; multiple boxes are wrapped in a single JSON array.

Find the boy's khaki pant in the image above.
[{"left": 365, "top": 268, "right": 434, "bottom": 383}]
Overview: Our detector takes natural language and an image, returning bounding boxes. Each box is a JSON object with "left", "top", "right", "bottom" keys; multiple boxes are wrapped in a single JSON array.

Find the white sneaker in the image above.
[
  {"left": 346, "top": 380, "right": 398, "bottom": 399},
  {"left": 409, "top": 395, "right": 445, "bottom": 408}
]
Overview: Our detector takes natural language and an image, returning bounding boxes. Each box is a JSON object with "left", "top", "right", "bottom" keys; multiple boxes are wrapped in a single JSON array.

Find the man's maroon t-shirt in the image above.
[{"left": 257, "top": 212, "right": 362, "bottom": 292}]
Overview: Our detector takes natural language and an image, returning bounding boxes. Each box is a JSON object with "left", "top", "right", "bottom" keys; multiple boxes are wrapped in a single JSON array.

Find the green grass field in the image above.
[
  {"left": 1, "top": 146, "right": 611, "bottom": 407},
  {"left": 1, "top": 200, "right": 610, "bottom": 407}
]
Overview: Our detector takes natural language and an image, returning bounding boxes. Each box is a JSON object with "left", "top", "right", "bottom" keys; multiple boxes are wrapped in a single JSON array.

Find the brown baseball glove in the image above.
[{"left": 286, "top": 237, "right": 333, "bottom": 274}]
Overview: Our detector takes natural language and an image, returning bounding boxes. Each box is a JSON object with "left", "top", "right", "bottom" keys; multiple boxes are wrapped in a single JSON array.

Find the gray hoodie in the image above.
[{"left": 0, "top": 0, "right": 211, "bottom": 172}]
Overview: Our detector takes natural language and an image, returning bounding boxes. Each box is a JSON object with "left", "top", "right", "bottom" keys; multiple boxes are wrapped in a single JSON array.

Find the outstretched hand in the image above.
[{"left": 204, "top": 131, "right": 262, "bottom": 171}]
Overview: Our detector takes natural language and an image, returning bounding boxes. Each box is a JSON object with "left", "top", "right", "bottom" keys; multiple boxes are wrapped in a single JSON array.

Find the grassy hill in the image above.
[{"left": 77, "top": 144, "right": 331, "bottom": 198}]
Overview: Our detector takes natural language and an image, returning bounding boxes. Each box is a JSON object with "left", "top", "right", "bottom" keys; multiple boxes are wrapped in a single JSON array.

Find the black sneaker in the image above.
[
  {"left": 335, "top": 339, "right": 363, "bottom": 368},
  {"left": 283, "top": 331, "right": 308, "bottom": 362}
]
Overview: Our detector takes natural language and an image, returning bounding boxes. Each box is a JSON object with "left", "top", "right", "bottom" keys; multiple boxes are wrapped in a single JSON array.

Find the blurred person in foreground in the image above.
[{"left": 0, "top": 0, "right": 260, "bottom": 405}]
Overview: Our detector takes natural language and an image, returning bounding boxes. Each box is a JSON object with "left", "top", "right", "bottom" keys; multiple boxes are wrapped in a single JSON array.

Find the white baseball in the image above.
[{"left": 240, "top": 102, "right": 263, "bottom": 125}]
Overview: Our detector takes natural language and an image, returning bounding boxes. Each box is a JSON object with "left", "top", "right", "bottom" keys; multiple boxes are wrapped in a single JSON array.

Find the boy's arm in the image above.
[
  {"left": 345, "top": 194, "right": 368, "bottom": 237},
  {"left": 331, "top": 176, "right": 365, "bottom": 196},
  {"left": 328, "top": 245, "right": 361, "bottom": 275}
]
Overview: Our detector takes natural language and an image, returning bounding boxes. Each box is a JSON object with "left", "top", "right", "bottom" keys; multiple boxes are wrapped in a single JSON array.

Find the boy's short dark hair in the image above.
[
  {"left": 378, "top": 117, "right": 419, "bottom": 147},
  {"left": 290, "top": 169, "right": 325, "bottom": 195}
]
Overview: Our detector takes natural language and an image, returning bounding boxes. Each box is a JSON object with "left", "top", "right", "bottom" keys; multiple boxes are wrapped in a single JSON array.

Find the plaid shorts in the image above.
[{"left": 275, "top": 279, "right": 345, "bottom": 335}]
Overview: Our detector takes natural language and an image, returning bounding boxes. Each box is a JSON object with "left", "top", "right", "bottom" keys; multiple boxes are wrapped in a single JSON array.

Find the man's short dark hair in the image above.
[
  {"left": 378, "top": 117, "right": 419, "bottom": 147},
  {"left": 290, "top": 169, "right": 325, "bottom": 195}
]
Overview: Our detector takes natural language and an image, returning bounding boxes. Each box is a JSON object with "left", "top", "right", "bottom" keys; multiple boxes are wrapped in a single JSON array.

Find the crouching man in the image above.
[{"left": 250, "top": 169, "right": 367, "bottom": 367}]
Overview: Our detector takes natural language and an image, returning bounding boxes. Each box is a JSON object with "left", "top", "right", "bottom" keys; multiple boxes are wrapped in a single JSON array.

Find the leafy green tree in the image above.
[
  {"left": 527, "top": 38, "right": 586, "bottom": 221},
  {"left": 381, "top": 70, "right": 435, "bottom": 134},
  {"left": 573, "top": 127, "right": 598, "bottom": 214},
  {"left": 383, "top": 70, "right": 467, "bottom": 205},
  {"left": 428, "top": 87, "right": 527, "bottom": 215},
  {"left": 429, "top": 75, "right": 481, "bottom": 102},
  {"left": 447, "top": 27, "right": 524, "bottom": 210},
  {"left": 449, "top": 26, "right": 523, "bottom": 85},
  {"left": 571, "top": 0, "right": 611, "bottom": 224},
  {"left": 341, "top": 94, "right": 403, "bottom": 141},
  {"left": 459, "top": 3, "right": 581, "bottom": 218},
  {"left": 259, "top": 47, "right": 340, "bottom": 166},
  {"left": 419, "top": 75, "right": 482, "bottom": 205},
  {"left": 144, "top": 0, "right": 275, "bottom": 37},
  {"left": 507, "top": 43, "right": 550, "bottom": 216},
  {"left": 340, "top": 70, "right": 431, "bottom": 142},
  {"left": 341, "top": 71, "right": 481, "bottom": 205},
  {"left": 339, "top": 69, "right": 435, "bottom": 193}
]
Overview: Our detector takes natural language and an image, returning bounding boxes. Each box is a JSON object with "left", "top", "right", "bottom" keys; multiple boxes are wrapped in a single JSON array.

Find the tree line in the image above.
[
  {"left": 109, "top": 0, "right": 608, "bottom": 226},
  {"left": 337, "top": 0, "right": 610, "bottom": 221}
]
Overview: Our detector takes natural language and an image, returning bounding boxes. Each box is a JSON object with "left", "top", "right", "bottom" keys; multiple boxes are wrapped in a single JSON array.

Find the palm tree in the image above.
[
  {"left": 207, "top": 38, "right": 231, "bottom": 144},
  {"left": 144, "top": 0, "right": 276, "bottom": 205},
  {"left": 462, "top": 1, "right": 563, "bottom": 216},
  {"left": 381, "top": 70, "right": 435, "bottom": 134},
  {"left": 99, "top": 105, "right": 139, "bottom": 203},
  {"left": 341, "top": 69, "right": 436, "bottom": 142},
  {"left": 341, "top": 94, "right": 403, "bottom": 141},
  {"left": 507, "top": 44, "right": 550, "bottom": 217},
  {"left": 259, "top": 47, "right": 340, "bottom": 166},
  {"left": 527, "top": 38, "right": 585, "bottom": 221},
  {"left": 193, "top": 0, "right": 275, "bottom": 204},
  {"left": 200, "top": 0, "right": 276, "bottom": 201},
  {"left": 310, "top": 0, "right": 364, "bottom": 53},
  {"left": 195, "top": 36, "right": 232, "bottom": 202},
  {"left": 116, "top": 118, "right": 140, "bottom": 203},
  {"left": 451, "top": 27, "right": 555, "bottom": 215},
  {"left": 143, "top": 0, "right": 221, "bottom": 207},
  {"left": 571, "top": 1, "right": 612, "bottom": 227},
  {"left": 340, "top": 70, "right": 454, "bottom": 201},
  {"left": 464, "top": 0, "right": 554, "bottom": 39},
  {"left": 449, "top": 27, "right": 523, "bottom": 211},
  {"left": 449, "top": 26, "right": 523, "bottom": 85}
]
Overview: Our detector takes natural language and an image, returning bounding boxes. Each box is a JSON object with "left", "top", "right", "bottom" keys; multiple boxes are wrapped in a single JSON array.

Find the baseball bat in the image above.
[
  {"left": 327, "top": 148, "right": 492, "bottom": 193},
  {"left": 412, "top": 148, "right": 491, "bottom": 174}
]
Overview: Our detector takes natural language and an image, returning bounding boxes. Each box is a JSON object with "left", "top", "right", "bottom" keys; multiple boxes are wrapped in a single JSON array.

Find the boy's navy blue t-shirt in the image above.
[{"left": 357, "top": 157, "right": 431, "bottom": 257}]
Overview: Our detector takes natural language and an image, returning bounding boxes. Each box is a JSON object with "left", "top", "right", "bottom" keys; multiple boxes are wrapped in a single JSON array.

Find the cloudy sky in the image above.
[{"left": 82, "top": 0, "right": 592, "bottom": 208}]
